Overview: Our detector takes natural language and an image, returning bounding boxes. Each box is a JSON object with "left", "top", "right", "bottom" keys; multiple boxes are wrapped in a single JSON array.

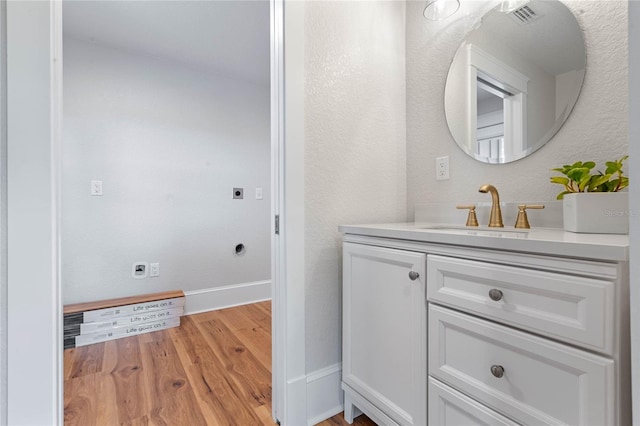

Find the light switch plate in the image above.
[{"left": 149, "top": 263, "right": 160, "bottom": 277}]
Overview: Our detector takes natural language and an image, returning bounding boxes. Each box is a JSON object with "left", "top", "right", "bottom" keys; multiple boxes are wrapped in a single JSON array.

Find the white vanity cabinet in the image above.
[
  {"left": 342, "top": 242, "right": 427, "bottom": 426},
  {"left": 340, "top": 227, "right": 630, "bottom": 426}
]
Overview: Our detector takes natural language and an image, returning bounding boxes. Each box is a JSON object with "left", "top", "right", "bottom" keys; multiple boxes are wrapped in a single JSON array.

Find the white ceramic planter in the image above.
[{"left": 563, "top": 192, "right": 629, "bottom": 234}]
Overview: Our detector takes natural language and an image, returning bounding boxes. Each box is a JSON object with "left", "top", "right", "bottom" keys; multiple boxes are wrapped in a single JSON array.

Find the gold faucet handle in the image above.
[
  {"left": 514, "top": 204, "right": 545, "bottom": 229},
  {"left": 456, "top": 205, "right": 479, "bottom": 227}
]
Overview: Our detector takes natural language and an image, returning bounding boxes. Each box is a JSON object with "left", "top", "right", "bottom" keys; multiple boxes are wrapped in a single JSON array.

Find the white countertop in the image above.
[{"left": 339, "top": 222, "right": 629, "bottom": 261}]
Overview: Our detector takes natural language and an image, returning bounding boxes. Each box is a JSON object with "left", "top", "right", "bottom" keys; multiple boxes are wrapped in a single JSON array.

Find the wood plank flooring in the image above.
[{"left": 64, "top": 301, "right": 375, "bottom": 426}]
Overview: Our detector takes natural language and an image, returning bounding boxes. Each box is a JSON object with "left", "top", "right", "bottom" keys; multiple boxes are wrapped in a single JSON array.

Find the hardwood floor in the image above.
[{"left": 64, "top": 301, "right": 375, "bottom": 426}]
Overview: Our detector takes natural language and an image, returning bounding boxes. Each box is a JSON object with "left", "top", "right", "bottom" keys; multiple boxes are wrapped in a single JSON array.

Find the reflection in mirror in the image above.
[
  {"left": 476, "top": 82, "right": 505, "bottom": 162},
  {"left": 444, "top": 0, "right": 586, "bottom": 164}
]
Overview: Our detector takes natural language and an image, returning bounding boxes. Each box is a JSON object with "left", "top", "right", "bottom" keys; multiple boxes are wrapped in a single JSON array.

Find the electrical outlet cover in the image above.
[
  {"left": 436, "top": 156, "right": 450, "bottom": 180},
  {"left": 132, "top": 262, "right": 149, "bottom": 279},
  {"left": 91, "top": 180, "right": 103, "bottom": 196}
]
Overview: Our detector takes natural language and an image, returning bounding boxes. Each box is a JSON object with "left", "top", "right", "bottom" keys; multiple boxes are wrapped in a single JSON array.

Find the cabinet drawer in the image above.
[
  {"left": 429, "top": 305, "right": 614, "bottom": 426},
  {"left": 427, "top": 254, "right": 614, "bottom": 354},
  {"left": 429, "top": 377, "right": 519, "bottom": 426}
]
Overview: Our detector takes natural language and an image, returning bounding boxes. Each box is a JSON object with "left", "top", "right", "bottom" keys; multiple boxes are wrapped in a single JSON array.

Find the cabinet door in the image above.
[{"left": 342, "top": 243, "right": 426, "bottom": 426}]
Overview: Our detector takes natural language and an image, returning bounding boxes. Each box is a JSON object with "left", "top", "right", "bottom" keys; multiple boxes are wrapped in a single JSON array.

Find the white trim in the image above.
[
  {"left": 468, "top": 44, "right": 529, "bottom": 94},
  {"left": 503, "top": 91, "right": 526, "bottom": 156},
  {"left": 271, "top": 0, "right": 285, "bottom": 422},
  {"left": 52, "top": 1, "right": 64, "bottom": 423},
  {"left": 183, "top": 281, "right": 271, "bottom": 315},
  {"left": 7, "top": 1, "right": 62, "bottom": 424},
  {"left": 307, "top": 363, "right": 344, "bottom": 426},
  {"left": 284, "top": 374, "right": 307, "bottom": 424},
  {"left": 274, "top": 0, "right": 308, "bottom": 424}
]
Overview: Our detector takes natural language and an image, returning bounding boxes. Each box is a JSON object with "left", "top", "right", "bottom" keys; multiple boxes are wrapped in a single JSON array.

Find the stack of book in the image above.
[{"left": 63, "top": 290, "right": 185, "bottom": 349}]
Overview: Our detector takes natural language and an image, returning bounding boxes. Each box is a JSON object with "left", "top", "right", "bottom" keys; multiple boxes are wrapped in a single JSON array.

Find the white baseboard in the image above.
[
  {"left": 307, "top": 363, "right": 343, "bottom": 426},
  {"left": 183, "top": 280, "right": 271, "bottom": 315}
]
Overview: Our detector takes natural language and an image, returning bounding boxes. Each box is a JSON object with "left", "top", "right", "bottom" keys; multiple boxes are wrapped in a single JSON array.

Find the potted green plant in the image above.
[{"left": 550, "top": 156, "right": 629, "bottom": 234}]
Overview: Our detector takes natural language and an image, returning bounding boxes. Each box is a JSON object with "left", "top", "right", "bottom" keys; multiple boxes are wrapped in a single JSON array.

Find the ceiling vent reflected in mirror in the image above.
[
  {"left": 499, "top": 0, "right": 529, "bottom": 14},
  {"left": 509, "top": 5, "right": 543, "bottom": 25}
]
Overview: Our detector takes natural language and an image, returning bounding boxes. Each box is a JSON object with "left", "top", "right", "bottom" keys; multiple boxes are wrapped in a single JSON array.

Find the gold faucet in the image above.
[{"left": 478, "top": 184, "right": 504, "bottom": 227}]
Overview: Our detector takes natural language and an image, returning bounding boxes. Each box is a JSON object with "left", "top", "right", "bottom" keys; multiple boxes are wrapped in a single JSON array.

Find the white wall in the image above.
[
  {"left": 628, "top": 2, "right": 639, "bottom": 423},
  {"left": 304, "top": 0, "right": 407, "bottom": 374},
  {"left": 406, "top": 0, "right": 628, "bottom": 215},
  {"left": 62, "top": 38, "right": 271, "bottom": 306}
]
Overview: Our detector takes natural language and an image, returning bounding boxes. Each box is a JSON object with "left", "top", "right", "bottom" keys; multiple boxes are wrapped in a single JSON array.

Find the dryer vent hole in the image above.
[{"left": 235, "top": 244, "right": 246, "bottom": 256}]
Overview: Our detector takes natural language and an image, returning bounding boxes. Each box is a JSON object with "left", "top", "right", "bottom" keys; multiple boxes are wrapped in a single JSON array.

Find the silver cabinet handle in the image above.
[
  {"left": 489, "top": 289, "right": 503, "bottom": 301},
  {"left": 490, "top": 365, "right": 505, "bottom": 378},
  {"left": 408, "top": 271, "right": 420, "bottom": 281}
]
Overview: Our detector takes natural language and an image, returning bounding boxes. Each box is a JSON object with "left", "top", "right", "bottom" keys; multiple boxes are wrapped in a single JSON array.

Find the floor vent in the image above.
[{"left": 63, "top": 290, "right": 185, "bottom": 349}]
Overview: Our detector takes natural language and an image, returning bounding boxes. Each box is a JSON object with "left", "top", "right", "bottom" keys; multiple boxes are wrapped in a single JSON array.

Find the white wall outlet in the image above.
[
  {"left": 91, "top": 180, "right": 103, "bottom": 196},
  {"left": 256, "top": 187, "right": 263, "bottom": 200},
  {"left": 149, "top": 262, "right": 160, "bottom": 277},
  {"left": 132, "top": 262, "right": 148, "bottom": 279},
  {"left": 436, "top": 156, "right": 450, "bottom": 181}
]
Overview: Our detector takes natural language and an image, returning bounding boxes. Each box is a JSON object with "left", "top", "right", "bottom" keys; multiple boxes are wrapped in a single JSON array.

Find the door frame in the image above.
[
  {"left": 6, "top": 1, "right": 63, "bottom": 424},
  {"left": 273, "top": 0, "right": 308, "bottom": 423},
  {"left": 5, "top": 0, "right": 306, "bottom": 424},
  {"left": 271, "top": 0, "right": 308, "bottom": 424}
]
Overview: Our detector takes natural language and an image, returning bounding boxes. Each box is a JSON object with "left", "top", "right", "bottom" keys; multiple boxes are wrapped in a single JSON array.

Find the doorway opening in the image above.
[{"left": 61, "top": 1, "right": 275, "bottom": 423}]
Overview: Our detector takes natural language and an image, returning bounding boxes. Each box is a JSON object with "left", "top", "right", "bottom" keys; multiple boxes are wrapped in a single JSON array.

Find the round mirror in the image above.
[{"left": 444, "top": 0, "right": 586, "bottom": 164}]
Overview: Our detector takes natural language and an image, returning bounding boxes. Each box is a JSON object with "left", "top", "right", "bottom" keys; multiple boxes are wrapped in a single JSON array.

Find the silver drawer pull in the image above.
[
  {"left": 408, "top": 271, "right": 420, "bottom": 281},
  {"left": 488, "top": 289, "right": 504, "bottom": 301},
  {"left": 490, "top": 365, "right": 505, "bottom": 378}
]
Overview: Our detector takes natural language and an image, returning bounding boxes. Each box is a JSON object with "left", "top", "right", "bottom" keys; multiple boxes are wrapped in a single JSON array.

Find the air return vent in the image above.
[{"left": 509, "top": 5, "right": 542, "bottom": 25}]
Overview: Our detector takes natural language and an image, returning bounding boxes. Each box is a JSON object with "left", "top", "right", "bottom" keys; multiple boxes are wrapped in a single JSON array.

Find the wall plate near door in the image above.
[{"left": 132, "top": 262, "right": 149, "bottom": 279}]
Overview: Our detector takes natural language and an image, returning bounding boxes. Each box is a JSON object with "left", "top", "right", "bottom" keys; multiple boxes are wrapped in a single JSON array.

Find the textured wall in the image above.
[
  {"left": 304, "top": 0, "right": 407, "bottom": 372},
  {"left": 63, "top": 38, "right": 270, "bottom": 304},
  {"left": 406, "top": 0, "right": 628, "bottom": 218}
]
